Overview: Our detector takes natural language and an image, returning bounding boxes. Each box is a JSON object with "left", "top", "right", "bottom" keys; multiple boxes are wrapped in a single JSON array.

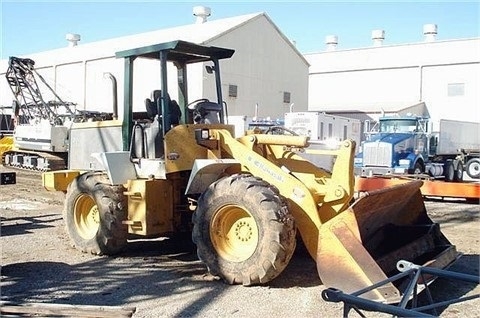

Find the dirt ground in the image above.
[{"left": 1, "top": 166, "right": 479, "bottom": 317}]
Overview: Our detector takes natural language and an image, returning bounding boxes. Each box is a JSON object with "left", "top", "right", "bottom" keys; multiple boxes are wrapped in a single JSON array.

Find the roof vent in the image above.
[
  {"left": 423, "top": 24, "right": 437, "bottom": 42},
  {"left": 193, "top": 6, "right": 211, "bottom": 24},
  {"left": 66, "top": 33, "right": 81, "bottom": 47},
  {"left": 325, "top": 35, "right": 338, "bottom": 51},
  {"left": 371, "top": 29, "right": 385, "bottom": 47}
]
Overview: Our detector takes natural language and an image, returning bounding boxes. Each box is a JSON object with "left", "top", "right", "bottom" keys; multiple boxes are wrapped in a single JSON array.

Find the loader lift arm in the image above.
[
  {"left": 191, "top": 128, "right": 356, "bottom": 259},
  {"left": 189, "top": 127, "right": 458, "bottom": 304}
]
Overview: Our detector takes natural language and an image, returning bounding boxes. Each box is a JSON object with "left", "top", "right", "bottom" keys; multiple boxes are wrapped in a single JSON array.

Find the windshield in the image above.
[{"left": 379, "top": 119, "right": 418, "bottom": 133}]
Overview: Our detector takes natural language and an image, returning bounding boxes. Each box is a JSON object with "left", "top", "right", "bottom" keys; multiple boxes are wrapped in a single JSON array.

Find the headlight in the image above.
[{"left": 399, "top": 159, "right": 410, "bottom": 166}]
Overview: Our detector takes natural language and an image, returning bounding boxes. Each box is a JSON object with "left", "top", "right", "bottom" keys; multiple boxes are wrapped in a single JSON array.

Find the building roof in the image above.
[
  {"left": 1, "top": 12, "right": 308, "bottom": 69},
  {"left": 305, "top": 38, "right": 480, "bottom": 74},
  {"left": 311, "top": 101, "right": 428, "bottom": 114}
]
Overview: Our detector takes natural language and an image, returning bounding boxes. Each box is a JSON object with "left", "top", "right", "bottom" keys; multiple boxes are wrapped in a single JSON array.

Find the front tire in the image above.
[
  {"left": 64, "top": 172, "right": 127, "bottom": 255},
  {"left": 408, "top": 161, "right": 423, "bottom": 175},
  {"left": 192, "top": 173, "right": 296, "bottom": 286}
]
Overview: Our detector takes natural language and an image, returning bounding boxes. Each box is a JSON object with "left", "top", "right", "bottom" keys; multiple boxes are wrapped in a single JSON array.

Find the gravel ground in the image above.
[{"left": 1, "top": 167, "right": 479, "bottom": 317}]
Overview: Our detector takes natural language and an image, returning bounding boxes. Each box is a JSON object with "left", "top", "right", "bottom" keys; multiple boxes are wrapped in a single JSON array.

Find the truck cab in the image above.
[{"left": 355, "top": 115, "right": 429, "bottom": 176}]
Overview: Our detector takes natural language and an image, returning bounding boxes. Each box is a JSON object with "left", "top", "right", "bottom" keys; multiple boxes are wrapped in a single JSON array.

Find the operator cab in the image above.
[
  {"left": 77, "top": 40, "right": 235, "bottom": 182},
  {"left": 115, "top": 40, "right": 235, "bottom": 150}
]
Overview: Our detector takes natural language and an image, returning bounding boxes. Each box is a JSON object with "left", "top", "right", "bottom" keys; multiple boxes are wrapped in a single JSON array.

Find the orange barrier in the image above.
[{"left": 355, "top": 176, "right": 480, "bottom": 200}]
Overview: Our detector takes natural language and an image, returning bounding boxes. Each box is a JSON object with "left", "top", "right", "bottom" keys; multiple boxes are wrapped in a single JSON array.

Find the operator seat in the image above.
[{"left": 145, "top": 90, "right": 182, "bottom": 126}]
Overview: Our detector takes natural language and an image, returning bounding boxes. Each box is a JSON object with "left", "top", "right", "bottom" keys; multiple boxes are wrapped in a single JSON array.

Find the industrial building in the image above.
[
  {"left": 0, "top": 8, "right": 308, "bottom": 121},
  {"left": 306, "top": 25, "right": 480, "bottom": 131},
  {"left": 2, "top": 9, "right": 478, "bottom": 131}
]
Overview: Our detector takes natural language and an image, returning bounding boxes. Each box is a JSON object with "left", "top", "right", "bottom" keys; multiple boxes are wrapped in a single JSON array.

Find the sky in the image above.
[{"left": 1, "top": 1, "right": 479, "bottom": 59}]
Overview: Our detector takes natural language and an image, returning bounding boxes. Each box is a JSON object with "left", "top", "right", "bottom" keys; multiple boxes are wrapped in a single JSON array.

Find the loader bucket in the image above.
[{"left": 317, "top": 180, "right": 458, "bottom": 304}]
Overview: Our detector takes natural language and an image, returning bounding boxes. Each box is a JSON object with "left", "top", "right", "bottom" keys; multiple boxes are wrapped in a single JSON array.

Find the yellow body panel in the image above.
[
  {"left": 42, "top": 170, "right": 81, "bottom": 192},
  {"left": 0, "top": 136, "right": 14, "bottom": 158},
  {"left": 164, "top": 124, "right": 235, "bottom": 173},
  {"left": 124, "top": 179, "right": 173, "bottom": 236}
]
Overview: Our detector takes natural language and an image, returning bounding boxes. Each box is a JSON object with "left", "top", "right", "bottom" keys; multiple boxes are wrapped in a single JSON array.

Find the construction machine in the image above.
[
  {"left": 3, "top": 57, "right": 113, "bottom": 171},
  {"left": 43, "top": 40, "right": 458, "bottom": 304}
]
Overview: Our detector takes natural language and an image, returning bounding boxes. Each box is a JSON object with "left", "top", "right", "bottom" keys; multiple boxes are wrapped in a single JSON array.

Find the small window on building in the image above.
[
  {"left": 328, "top": 123, "right": 333, "bottom": 138},
  {"left": 343, "top": 125, "right": 348, "bottom": 140},
  {"left": 448, "top": 83, "right": 465, "bottom": 96},
  {"left": 228, "top": 84, "right": 238, "bottom": 98},
  {"left": 283, "top": 91, "right": 291, "bottom": 103},
  {"left": 320, "top": 122, "right": 324, "bottom": 140}
]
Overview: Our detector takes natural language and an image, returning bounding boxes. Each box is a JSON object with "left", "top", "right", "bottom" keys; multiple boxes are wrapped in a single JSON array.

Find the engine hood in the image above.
[{"left": 369, "top": 133, "right": 413, "bottom": 145}]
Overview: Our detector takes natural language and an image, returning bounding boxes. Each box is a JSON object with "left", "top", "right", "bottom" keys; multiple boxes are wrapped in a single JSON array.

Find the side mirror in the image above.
[
  {"left": 364, "top": 120, "right": 371, "bottom": 133},
  {"left": 205, "top": 65, "right": 215, "bottom": 74}
]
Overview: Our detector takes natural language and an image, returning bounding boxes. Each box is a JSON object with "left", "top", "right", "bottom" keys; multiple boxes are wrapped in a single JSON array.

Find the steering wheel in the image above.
[
  {"left": 187, "top": 98, "right": 210, "bottom": 110},
  {"left": 265, "top": 126, "right": 299, "bottom": 136}
]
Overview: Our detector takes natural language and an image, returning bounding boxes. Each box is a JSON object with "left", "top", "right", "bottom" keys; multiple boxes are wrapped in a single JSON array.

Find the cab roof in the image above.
[{"left": 115, "top": 40, "right": 235, "bottom": 64}]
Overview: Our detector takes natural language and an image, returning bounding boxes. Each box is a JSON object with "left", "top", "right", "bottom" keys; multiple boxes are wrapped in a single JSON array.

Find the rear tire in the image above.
[
  {"left": 192, "top": 173, "right": 296, "bottom": 285},
  {"left": 64, "top": 172, "right": 127, "bottom": 255},
  {"left": 455, "top": 161, "right": 464, "bottom": 181},
  {"left": 444, "top": 160, "right": 455, "bottom": 182},
  {"left": 466, "top": 158, "right": 480, "bottom": 179}
]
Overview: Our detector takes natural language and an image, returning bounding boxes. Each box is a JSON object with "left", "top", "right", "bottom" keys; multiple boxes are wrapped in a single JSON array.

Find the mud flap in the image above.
[{"left": 317, "top": 180, "right": 458, "bottom": 304}]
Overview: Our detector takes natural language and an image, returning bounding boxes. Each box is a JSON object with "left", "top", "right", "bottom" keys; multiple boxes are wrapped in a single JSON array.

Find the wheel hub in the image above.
[
  {"left": 234, "top": 220, "right": 254, "bottom": 242},
  {"left": 74, "top": 194, "right": 100, "bottom": 240},
  {"left": 211, "top": 205, "right": 259, "bottom": 262}
]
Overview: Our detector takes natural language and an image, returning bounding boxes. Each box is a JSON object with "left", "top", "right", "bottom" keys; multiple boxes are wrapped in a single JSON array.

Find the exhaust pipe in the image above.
[{"left": 104, "top": 72, "right": 118, "bottom": 120}]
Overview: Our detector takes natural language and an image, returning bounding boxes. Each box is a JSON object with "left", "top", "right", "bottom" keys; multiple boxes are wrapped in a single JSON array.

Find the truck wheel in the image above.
[
  {"left": 409, "top": 162, "right": 423, "bottom": 175},
  {"left": 192, "top": 173, "right": 296, "bottom": 286},
  {"left": 466, "top": 158, "right": 480, "bottom": 179},
  {"left": 455, "top": 161, "right": 464, "bottom": 181},
  {"left": 444, "top": 160, "right": 458, "bottom": 182},
  {"left": 64, "top": 172, "right": 127, "bottom": 255}
]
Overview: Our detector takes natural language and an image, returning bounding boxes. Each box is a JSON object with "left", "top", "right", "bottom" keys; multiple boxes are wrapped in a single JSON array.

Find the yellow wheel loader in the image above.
[{"left": 43, "top": 40, "right": 458, "bottom": 304}]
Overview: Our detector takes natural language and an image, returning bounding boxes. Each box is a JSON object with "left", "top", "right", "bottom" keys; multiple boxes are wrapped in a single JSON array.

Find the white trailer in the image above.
[
  {"left": 227, "top": 115, "right": 284, "bottom": 137},
  {"left": 284, "top": 111, "right": 361, "bottom": 151},
  {"left": 436, "top": 119, "right": 480, "bottom": 155},
  {"left": 283, "top": 111, "right": 361, "bottom": 170},
  {"left": 226, "top": 115, "right": 249, "bottom": 138},
  {"left": 434, "top": 119, "right": 480, "bottom": 180}
]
